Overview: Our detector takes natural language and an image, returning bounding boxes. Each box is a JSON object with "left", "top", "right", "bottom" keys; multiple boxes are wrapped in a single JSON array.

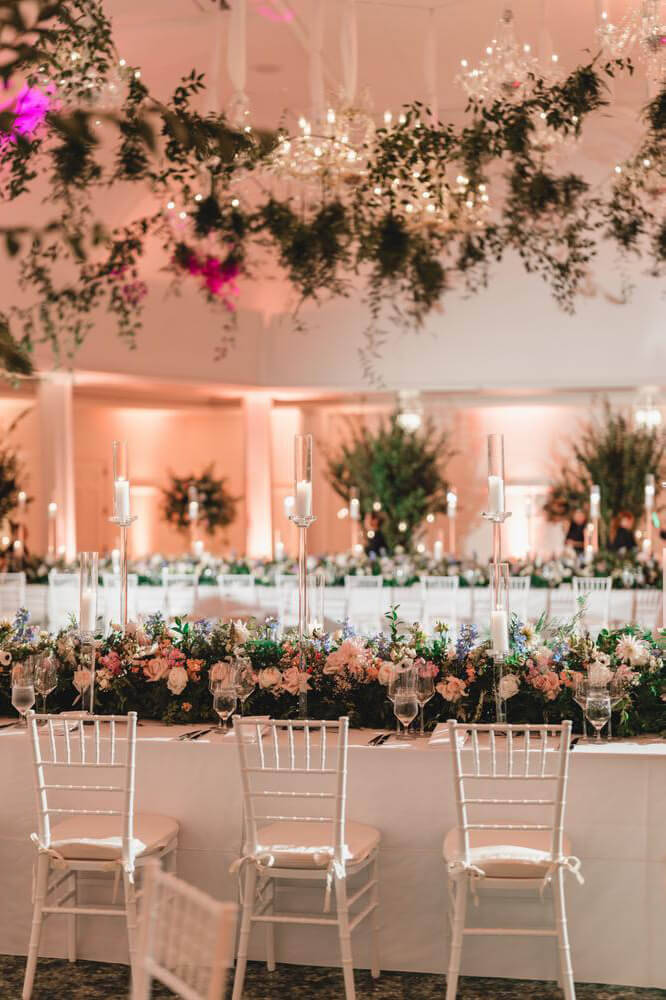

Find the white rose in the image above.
[
  {"left": 377, "top": 662, "right": 394, "bottom": 686},
  {"left": 166, "top": 666, "right": 188, "bottom": 696},
  {"left": 258, "top": 667, "right": 282, "bottom": 691},
  {"left": 73, "top": 668, "right": 92, "bottom": 693},
  {"left": 498, "top": 674, "right": 520, "bottom": 700}
]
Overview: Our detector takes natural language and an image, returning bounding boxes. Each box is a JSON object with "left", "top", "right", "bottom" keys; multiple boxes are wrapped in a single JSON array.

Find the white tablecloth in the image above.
[
  {"left": 24, "top": 583, "right": 650, "bottom": 630},
  {"left": 0, "top": 723, "right": 664, "bottom": 988}
]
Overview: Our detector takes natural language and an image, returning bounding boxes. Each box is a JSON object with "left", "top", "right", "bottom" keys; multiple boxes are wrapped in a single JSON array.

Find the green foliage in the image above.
[
  {"left": 326, "top": 412, "right": 454, "bottom": 551},
  {"left": 544, "top": 402, "right": 665, "bottom": 544},
  {"left": 161, "top": 465, "right": 237, "bottom": 537}
]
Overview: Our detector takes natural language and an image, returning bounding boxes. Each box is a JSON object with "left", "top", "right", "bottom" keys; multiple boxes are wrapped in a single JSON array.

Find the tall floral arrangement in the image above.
[
  {"left": 326, "top": 412, "right": 454, "bottom": 551},
  {"left": 544, "top": 402, "right": 666, "bottom": 544}
]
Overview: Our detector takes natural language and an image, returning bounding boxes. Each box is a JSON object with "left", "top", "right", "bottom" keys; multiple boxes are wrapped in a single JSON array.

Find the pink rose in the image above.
[
  {"left": 436, "top": 676, "right": 467, "bottom": 703},
  {"left": 282, "top": 666, "right": 311, "bottom": 696},
  {"left": 143, "top": 656, "right": 170, "bottom": 682}
]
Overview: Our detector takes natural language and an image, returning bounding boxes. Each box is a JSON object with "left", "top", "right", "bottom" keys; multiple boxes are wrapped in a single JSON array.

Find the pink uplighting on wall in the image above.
[{"left": 253, "top": 1, "right": 294, "bottom": 23}]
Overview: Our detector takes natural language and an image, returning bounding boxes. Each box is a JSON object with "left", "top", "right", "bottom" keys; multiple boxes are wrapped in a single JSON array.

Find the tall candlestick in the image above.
[
  {"left": 487, "top": 475, "right": 505, "bottom": 516},
  {"left": 110, "top": 441, "right": 136, "bottom": 632},
  {"left": 274, "top": 532, "right": 285, "bottom": 562},
  {"left": 79, "top": 551, "right": 98, "bottom": 713},
  {"left": 80, "top": 588, "right": 96, "bottom": 633},
  {"left": 490, "top": 609, "right": 509, "bottom": 654},
  {"left": 292, "top": 434, "right": 314, "bottom": 718},
  {"left": 188, "top": 499, "right": 199, "bottom": 523},
  {"left": 295, "top": 479, "right": 312, "bottom": 518},
  {"left": 114, "top": 478, "right": 131, "bottom": 521},
  {"left": 433, "top": 537, "right": 444, "bottom": 562},
  {"left": 47, "top": 501, "right": 57, "bottom": 560}
]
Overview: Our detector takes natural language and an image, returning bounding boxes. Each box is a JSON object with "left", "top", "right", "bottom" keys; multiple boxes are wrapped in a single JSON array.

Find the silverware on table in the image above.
[
  {"left": 177, "top": 729, "right": 206, "bottom": 741},
  {"left": 367, "top": 733, "right": 385, "bottom": 746},
  {"left": 189, "top": 728, "right": 214, "bottom": 741}
]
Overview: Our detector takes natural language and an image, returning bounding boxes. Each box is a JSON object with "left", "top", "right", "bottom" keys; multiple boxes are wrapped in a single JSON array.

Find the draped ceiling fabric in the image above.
[{"left": 2, "top": 0, "right": 663, "bottom": 393}]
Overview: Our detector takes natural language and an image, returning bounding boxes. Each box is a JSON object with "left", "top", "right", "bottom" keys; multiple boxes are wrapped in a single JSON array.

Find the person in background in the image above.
[
  {"left": 365, "top": 512, "right": 388, "bottom": 557},
  {"left": 610, "top": 510, "right": 637, "bottom": 552},
  {"left": 564, "top": 508, "right": 587, "bottom": 553}
]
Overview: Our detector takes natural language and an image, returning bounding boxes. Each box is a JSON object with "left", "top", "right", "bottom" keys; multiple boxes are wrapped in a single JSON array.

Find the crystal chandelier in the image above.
[
  {"left": 269, "top": 94, "right": 374, "bottom": 191},
  {"left": 597, "top": 2, "right": 666, "bottom": 86},
  {"left": 457, "top": 8, "right": 556, "bottom": 102}
]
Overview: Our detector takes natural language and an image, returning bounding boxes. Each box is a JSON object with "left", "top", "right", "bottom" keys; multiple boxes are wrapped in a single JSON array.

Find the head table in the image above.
[{"left": 0, "top": 722, "right": 663, "bottom": 989}]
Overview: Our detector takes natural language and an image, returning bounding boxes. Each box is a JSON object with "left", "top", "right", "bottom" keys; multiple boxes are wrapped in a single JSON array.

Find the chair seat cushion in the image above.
[
  {"left": 443, "top": 827, "right": 572, "bottom": 879},
  {"left": 47, "top": 813, "right": 179, "bottom": 861},
  {"left": 255, "top": 820, "right": 380, "bottom": 869}
]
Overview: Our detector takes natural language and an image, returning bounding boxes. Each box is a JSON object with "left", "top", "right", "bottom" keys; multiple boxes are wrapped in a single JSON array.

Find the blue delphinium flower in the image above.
[
  {"left": 509, "top": 616, "right": 527, "bottom": 654},
  {"left": 341, "top": 619, "right": 355, "bottom": 639},
  {"left": 144, "top": 611, "right": 165, "bottom": 640},
  {"left": 13, "top": 607, "right": 33, "bottom": 642},
  {"left": 455, "top": 623, "right": 478, "bottom": 660},
  {"left": 192, "top": 617, "right": 213, "bottom": 638}
]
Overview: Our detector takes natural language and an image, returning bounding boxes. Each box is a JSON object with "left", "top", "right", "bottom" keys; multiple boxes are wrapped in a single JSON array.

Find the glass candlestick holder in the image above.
[{"left": 490, "top": 561, "right": 510, "bottom": 723}]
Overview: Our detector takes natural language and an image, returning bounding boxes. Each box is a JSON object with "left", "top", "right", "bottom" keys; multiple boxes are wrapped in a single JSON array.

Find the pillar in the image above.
[
  {"left": 243, "top": 393, "right": 273, "bottom": 558},
  {"left": 37, "top": 373, "right": 76, "bottom": 561}
]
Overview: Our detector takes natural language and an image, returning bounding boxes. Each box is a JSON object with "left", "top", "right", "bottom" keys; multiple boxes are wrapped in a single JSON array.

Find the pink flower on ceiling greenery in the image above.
[
  {"left": 173, "top": 244, "right": 240, "bottom": 310},
  {"left": 0, "top": 84, "right": 51, "bottom": 138}
]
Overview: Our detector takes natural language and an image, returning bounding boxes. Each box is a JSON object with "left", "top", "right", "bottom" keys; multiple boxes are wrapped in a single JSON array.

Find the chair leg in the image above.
[
  {"left": 67, "top": 871, "right": 77, "bottom": 963},
  {"left": 123, "top": 869, "right": 139, "bottom": 988},
  {"left": 265, "top": 880, "right": 276, "bottom": 973},
  {"left": 446, "top": 875, "right": 468, "bottom": 1000},
  {"left": 553, "top": 867, "right": 576, "bottom": 1000},
  {"left": 370, "top": 854, "right": 380, "bottom": 979},
  {"left": 22, "top": 853, "right": 50, "bottom": 1000},
  {"left": 232, "top": 864, "right": 257, "bottom": 1000},
  {"left": 334, "top": 873, "right": 356, "bottom": 1000}
]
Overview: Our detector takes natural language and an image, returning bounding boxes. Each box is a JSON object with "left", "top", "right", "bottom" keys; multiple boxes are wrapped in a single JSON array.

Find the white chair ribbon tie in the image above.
[
  {"left": 318, "top": 854, "right": 345, "bottom": 913},
  {"left": 229, "top": 851, "right": 276, "bottom": 899},
  {"left": 446, "top": 859, "right": 486, "bottom": 905},
  {"left": 541, "top": 856, "right": 584, "bottom": 897}
]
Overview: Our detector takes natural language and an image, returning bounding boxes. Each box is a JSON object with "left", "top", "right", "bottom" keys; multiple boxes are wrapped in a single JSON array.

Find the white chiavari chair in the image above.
[
  {"left": 161, "top": 569, "right": 198, "bottom": 619},
  {"left": 632, "top": 588, "right": 661, "bottom": 632},
  {"left": 420, "top": 576, "right": 458, "bottom": 635},
  {"left": 217, "top": 573, "right": 256, "bottom": 603},
  {"left": 444, "top": 720, "right": 581, "bottom": 1000},
  {"left": 0, "top": 570, "right": 26, "bottom": 618},
  {"left": 22, "top": 712, "right": 179, "bottom": 999},
  {"left": 102, "top": 571, "right": 139, "bottom": 632},
  {"left": 509, "top": 575, "right": 531, "bottom": 622},
  {"left": 275, "top": 573, "right": 299, "bottom": 633},
  {"left": 231, "top": 717, "right": 381, "bottom": 1000},
  {"left": 572, "top": 577, "right": 612, "bottom": 636},
  {"left": 132, "top": 860, "right": 236, "bottom": 1000},
  {"left": 344, "top": 576, "right": 384, "bottom": 635},
  {"left": 47, "top": 569, "right": 80, "bottom": 630},
  {"left": 548, "top": 585, "right": 573, "bottom": 622}
]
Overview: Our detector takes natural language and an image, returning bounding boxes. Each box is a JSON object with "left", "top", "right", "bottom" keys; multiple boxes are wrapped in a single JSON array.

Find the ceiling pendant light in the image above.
[
  {"left": 457, "top": 8, "right": 550, "bottom": 102},
  {"left": 597, "top": 2, "right": 666, "bottom": 87}
]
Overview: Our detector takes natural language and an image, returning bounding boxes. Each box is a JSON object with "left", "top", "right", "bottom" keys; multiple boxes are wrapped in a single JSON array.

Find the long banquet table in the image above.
[
  {"left": 0, "top": 723, "right": 664, "bottom": 988},
  {"left": 24, "top": 583, "right": 649, "bottom": 629}
]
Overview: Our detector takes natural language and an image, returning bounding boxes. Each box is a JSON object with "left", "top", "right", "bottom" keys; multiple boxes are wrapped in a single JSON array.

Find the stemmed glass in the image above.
[
  {"left": 11, "top": 662, "right": 35, "bottom": 727},
  {"left": 235, "top": 660, "right": 255, "bottom": 716},
  {"left": 390, "top": 668, "right": 418, "bottom": 740},
  {"left": 34, "top": 656, "right": 57, "bottom": 714},
  {"left": 415, "top": 666, "right": 435, "bottom": 738},
  {"left": 572, "top": 676, "right": 589, "bottom": 740},
  {"left": 584, "top": 686, "right": 611, "bottom": 743},
  {"left": 212, "top": 684, "right": 237, "bottom": 733}
]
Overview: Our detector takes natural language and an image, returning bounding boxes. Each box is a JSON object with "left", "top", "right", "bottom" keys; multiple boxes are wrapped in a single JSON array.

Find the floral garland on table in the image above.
[
  {"left": 0, "top": 2, "right": 664, "bottom": 378},
  {"left": 0, "top": 607, "right": 664, "bottom": 736}
]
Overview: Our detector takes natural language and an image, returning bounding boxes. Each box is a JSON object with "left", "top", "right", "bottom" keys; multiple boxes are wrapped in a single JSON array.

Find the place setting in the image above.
[{"left": 0, "top": 2, "right": 665, "bottom": 999}]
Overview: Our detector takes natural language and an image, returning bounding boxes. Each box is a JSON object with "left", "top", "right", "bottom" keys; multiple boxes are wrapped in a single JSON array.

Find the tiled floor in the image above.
[{"left": 2, "top": 957, "right": 665, "bottom": 1000}]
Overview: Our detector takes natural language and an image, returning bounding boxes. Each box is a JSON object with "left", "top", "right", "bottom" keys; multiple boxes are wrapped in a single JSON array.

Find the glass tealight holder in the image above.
[
  {"left": 79, "top": 552, "right": 99, "bottom": 638},
  {"left": 292, "top": 433, "right": 314, "bottom": 523},
  {"left": 112, "top": 440, "right": 131, "bottom": 522}
]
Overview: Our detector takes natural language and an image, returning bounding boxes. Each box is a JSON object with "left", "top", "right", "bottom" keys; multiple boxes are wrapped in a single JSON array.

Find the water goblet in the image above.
[
  {"left": 584, "top": 687, "right": 611, "bottom": 743},
  {"left": 11, "top": 662, "right": 35, "bottom": 727},
  {"left": 212, "top": 686, "right": 237, "bottom": 733},
  {"left": 394, "top": 691, "right": 418, "bottom": 740},
  {"left": 235, "top": 661, "right": 255, "bottom": 716},
  {"left": 415, "top": 666, "right": 435, "bottom": 738},
  {"left": 34, "top": 655, "right": 57, "bottom": 714},
  {"left": 573, "top": 676, "right": 590, "bottom": 741}
]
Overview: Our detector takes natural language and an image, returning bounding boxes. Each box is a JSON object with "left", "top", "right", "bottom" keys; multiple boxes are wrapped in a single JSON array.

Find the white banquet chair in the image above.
[
  {"left": 633, "top": 588, "right": 661, "bottom": 632},
  {"left": 22, "top": 712, "right": 179, "bottom": 999},
  {"left": 102, "top": 571, "right": 139, "bottom": 632},
  {"left": 132, "top": 860, "right": 236, "bottom": 1000},
  {"left": 572, "top": 577, "right": 611, "bottom": 636},
  {"left": 0, "top": 570, "right": 26, "bottom": 618},
  {"left": 275, "top": 573, "right": 299, "bottom": 633},
  {"left": 217, "top": 572, "right": 256, "bottom": 603},
  {"left": 420, "top": 575, "right": 458, "bottom": 635},
  {"left": 509, "top": 575, "right": 531, "bottom": 622},
  {"left": 443, "top": 720, "right": 581, "bottom": 1000},
  {"left": 161, "top": 569, "right": 198, "bottom": 619},
  {"left": 47, "top": 569, "right": 80, "bottom": 630},
  {"left": 344, "top": 575, "right": 384, "bottom": 635},
  {"left": 231, "top": 716, "right": 381, "bottom": 1000}
]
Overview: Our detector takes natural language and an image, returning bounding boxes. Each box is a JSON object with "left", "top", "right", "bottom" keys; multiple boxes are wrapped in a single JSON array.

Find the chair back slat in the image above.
[
  {"left": 572, "top": 576, "right": 612, "bottom": 635},
  {"left": 161, "top": 570, "right": 198, "bottom": 618},
  {"left": 134, "top": 861, "right": 236, "bottom": 1000},
  {"left": 447, "top": 721, "right": 573, "bottom": 866},
  {"left": 0, "top": 571, "right": 27, "bottom": 618},
  {"left": 234, "top": 718, "right": 349, "bottom": 869},
  {"left": 27, "top": 712, "right": 138, "bottom": 867},
  {"left": 344, "top": 576, "right": 384, "bottom": 635},
  {"left": 420, "top": 575, "right": 458, "bottom": 635}
]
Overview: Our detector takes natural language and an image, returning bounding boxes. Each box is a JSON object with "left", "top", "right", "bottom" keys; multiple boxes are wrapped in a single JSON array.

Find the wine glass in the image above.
[
  {"left": 388, "top": 665, "right": 415, "bottom": 736},
  {"left": 212, "top": 686, "right": 237, "bottom": 733},
  {"left": 394, "top": 690, "right": 418, "bottom": 740},
  {"left": 11, "top": 662, "right": 35, "bottom": 727},
  {"left": 584, "top": 687, "right": 611, "bottom": 743},
  {"left": 235, "top": 661, "right": 255, "bottom": 716},
  {"left": 572, "top": 676, "right": 590, "bottom": 741},
  {"left": 415, "top": 667, "right": 435, "bottom": 738},
  {"left": 34, "top": 655, "right": 57, "bottom": 715}
]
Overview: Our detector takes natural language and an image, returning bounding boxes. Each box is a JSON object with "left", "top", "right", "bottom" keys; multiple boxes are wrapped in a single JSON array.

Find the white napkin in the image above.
[{"left": 428, "top": 723, "right": 468, "bottom": 747}]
